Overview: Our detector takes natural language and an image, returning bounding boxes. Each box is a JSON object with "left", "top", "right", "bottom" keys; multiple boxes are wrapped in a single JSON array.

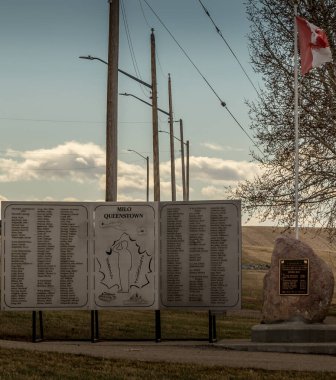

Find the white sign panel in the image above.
[
  {"left": 1, "top": 200, "right": 240, "bottom": 312},
  {"left": 93, "top": 203, "right": 158, "bottom": 309},
  {"left": 1, "top": 202, "right": 90, "bottom": 310},
  {"left": 160, "top": 201, "right": 241, "bottom": 310}
]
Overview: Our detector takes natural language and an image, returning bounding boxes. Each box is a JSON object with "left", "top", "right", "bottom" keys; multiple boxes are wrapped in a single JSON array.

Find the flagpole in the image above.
[{"left": 294, "top": 2, "right": 299, "bottom": 239}]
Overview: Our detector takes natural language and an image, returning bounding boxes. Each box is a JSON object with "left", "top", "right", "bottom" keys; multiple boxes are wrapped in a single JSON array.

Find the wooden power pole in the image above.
[
  {"left": 179, "top": 119, "right": 186, "bottom": 201},
  {"left": 151, "top": 28, "right": 161, "bottom": 343},
  {"left": 168, "top": 74, "right": 176, "bottom": 201},
  {"left": 186, "top": 140, "right": 190, "bottom": 201},
  {"left": 151, "top": 29, "right": 160, "bottom": 202},
  {"left": 106, "top": 0, "right": 119, "bottom": 202}
]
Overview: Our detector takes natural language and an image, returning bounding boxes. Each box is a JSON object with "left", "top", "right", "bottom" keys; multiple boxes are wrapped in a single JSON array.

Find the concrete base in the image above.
[
  {"left": 251, "top": 322, "right": 336, "bottom": 343},
  {"left": 216, "top": 339, "right": 336, "bottom": 355}
]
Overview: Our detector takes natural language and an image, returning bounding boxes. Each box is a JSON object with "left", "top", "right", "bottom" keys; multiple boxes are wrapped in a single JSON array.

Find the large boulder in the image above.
[{"left": 262, "top": 236, "right": 334, "bottom": 323}]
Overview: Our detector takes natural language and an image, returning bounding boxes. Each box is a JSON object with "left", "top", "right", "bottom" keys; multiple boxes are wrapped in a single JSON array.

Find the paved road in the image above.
[{"left": 0, "top": 339, "right": 335, "bottom": 372}]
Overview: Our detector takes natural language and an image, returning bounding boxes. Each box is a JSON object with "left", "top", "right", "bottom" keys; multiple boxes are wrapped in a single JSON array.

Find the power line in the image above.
[
  {"left": 0, "top": 150, "right": 152, "bottom": 158},
  {"left": 156, "top": 49, "right": 167, "bottom": 79},
  {"left": 142, "top": 0, "right": 224, "bottom": 104},
  {"left": 138, "top": 0, "right": 151, "bottom": 28},
  {"left": 0, "top": 166, "right": 105, "bottom": 171},
  {"left": 138, "top": 0, "right": 167, "bottom": 80},
  {"left": 0, "top": 158, "right": 181, "bottom": 171},
  {"left": 0, "top": 151, "right": 105, "bottom": 157},
  {"left": 0, "top": 117, "right": 151, "bottom": 124},
  {"left": 197, "top": 0, "right": 260, "bottom": 95},
  {"left": 142, "top": 0, "right": 263, "bottom": 155},
  {"left": 0, "top": 117, "right": 105, "bottom": 124},
  {"left": 121, "top": 0, "right": 150, "bottom": 97},
  {"left": 224, "top": 107, "right": 262, "bottom": 153}
]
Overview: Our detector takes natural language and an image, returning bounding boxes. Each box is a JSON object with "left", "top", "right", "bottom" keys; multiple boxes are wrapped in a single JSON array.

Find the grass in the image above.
[
  {"left": 0, "top": 347, "right": 334, "bottom": 380},
  {"left": 0, "top": 309, "right": 258, "bottom": 341},
  {"left": 242, "top": 269, "right": 265, "bottom": 310}
]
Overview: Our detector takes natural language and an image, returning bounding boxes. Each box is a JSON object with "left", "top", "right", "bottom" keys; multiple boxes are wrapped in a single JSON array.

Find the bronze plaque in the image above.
[{"left": 279, "top": 259, "right": 309, "bottom": 295}]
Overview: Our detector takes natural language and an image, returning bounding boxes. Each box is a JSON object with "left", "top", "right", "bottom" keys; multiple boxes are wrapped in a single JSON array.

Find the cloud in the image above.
[
  {"left": 0, "top": 145, "right": 259, "bottom": 187},
  {"left": 99, "top": 161, "right": 149, "bottom": 193},
  {"left": 188, "top": 156, "right": 261, "bottom": 183},
  {"left": 0, "top": 143, "right": 262, "bottom": 203},
  {"left": 62, "top": 197, "right": 80, "bottom": 202},
  {"left": 189, "top": 156, "right": 262, "bottom": 201},
  {"left": 0, "top": 141, "right": 105, "bottom": 183},
  {"left": 201, "top": 186, "right": 227, "bottom": 199},
  {"left": 159, "top": 155, "right": 261, "bottom": 201},
  {"left": 200, "top": 143, "right": 244, "bottom": 152},
  {"left": 201, "top": 142, "right": 223, "bottom": 151}
]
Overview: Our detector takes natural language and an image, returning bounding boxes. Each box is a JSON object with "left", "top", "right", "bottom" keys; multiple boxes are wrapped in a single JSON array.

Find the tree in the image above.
[{"left": 231, "top": 0, "right": 336, "bottom": 233}]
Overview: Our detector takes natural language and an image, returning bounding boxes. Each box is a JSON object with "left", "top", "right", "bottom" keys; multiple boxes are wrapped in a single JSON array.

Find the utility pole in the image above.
[
  {"left": 186, "top": 140, "right": 190, "bottom": 201},
  {"left": 92, "top": 0, "right": 119, "bottom": 343},
  {"left": 151, "top": 29, "right": 160, "bottom": 202},
  {"left": 146, "top": 155, "right": 149, "bottom": 202},
  {"left": 168, "top": 74, "right": 176, "bottom": 201},
  {"left": 179, "top": 119, "right": 186, "bottom": 201},
  {"left": 151, "top": 28, "right": 161, "bottom": 342},
  {"left": 106, "top": 0, "right": 119, "bottom": 202},
  {"left": 159, "top": 128, "right": 188, "bottom": 202}
]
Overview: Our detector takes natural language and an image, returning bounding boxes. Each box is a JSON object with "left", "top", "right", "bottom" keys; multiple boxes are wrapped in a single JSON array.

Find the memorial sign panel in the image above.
[
  {"left": 93, "top": 203, "right": 158, "bottom": 309},
  {"left": 1, "top": 202, "right": 90, "bottom": 310},
  {"left": 279, "top": 259, "right": 309, "bottom": 295},
  {"left": 160, "top": 201, "right": 241, "bottom": 310},
  {"left": 1, "top": 200, "right": 240, "bottom": 312}
]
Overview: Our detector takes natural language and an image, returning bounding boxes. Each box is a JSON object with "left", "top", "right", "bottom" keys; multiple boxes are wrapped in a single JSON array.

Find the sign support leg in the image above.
[
  {"left": 90, "top": 310, "right": 94, "bottom": 342},
  {"left": 32, "top": 311, "right": 36, "bottom": 343},
  {"left": 95, "top": 310, "right": 99, "bottom": 340},
  {"left": 91, "top": 310, "right": 100, "bottom": 342},
  {"left": 208, "top": 310, "right": 213, "bottom": 343},
  {"left": 208, "top": 311, "right": 217, "bottom": 343},
  {"left": 32, "top": 311, "right": 44, "bottom": 342},
  {"left": 39, "top": 311, "right": 44, "bottom": 340},
  {"left": 212, "top": 313, "right": 217, "bottom": 342},
  {"left": 155, "top": 310, "right": 161, "bottom": 342}
]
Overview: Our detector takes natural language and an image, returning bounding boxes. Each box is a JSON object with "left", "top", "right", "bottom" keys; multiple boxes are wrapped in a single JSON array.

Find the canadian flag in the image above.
[{"left": 296, "top": 16, "right": 333, "bottom": 75}]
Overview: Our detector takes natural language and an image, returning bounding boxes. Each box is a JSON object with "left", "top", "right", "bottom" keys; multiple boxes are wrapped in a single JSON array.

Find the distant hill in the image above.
[{"left": 242, "top": 226, "right": 336, "bottom": 269}]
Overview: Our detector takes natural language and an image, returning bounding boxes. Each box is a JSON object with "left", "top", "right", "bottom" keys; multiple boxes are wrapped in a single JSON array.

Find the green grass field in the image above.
[
  {"left": 0, "top": 309, "right": 259, "bottom": 341},
  {"left": 0, "top": 347, "right": 334, "bottom": 380}
]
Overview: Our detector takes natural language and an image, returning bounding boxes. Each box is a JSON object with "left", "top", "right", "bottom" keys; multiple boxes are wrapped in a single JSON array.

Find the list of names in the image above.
[
  {"left": 2, "top": 203, "right": 89, "bottom": 310},
  {"left": 160, "top": 201, "right": 241, "bottom": 310}
]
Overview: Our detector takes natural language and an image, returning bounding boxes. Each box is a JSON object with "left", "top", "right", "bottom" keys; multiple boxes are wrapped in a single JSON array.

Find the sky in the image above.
[{"left": 0, "top": 0, "right": 264, "bottom": 224}]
